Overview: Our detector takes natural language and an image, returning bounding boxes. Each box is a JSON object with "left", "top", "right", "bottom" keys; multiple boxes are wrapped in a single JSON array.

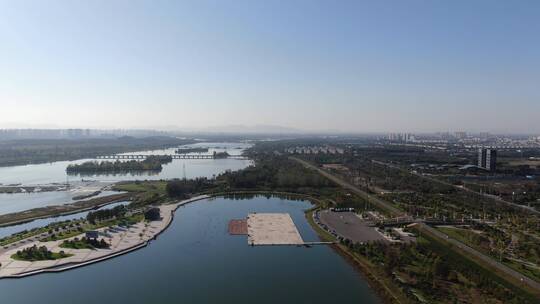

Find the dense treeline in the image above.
[
  {"left": 61, "top": 237, "right": 109, "bottom": 249},
  {"left": 66, "top": 156, "right": 172, "bottom": 173},
  {"left": 87, "top": 205, "right": 126, "bottom": 224},
  {"left": 166, "top": 178, "right": 214, "bottom": 199},
  {"left": 218, "top": 156, "right": 335, "bottom": 190},
  {"left": 0, "top": 137, "right": 192, "bottom": 167},
  {"left": 213, "top": 151, "right": 230, "bottom": 158}
]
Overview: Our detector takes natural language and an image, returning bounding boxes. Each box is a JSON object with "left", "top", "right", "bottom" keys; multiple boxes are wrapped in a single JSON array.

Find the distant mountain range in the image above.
[{"left": 196, "top": 124, "right": 304, "bottom": 134}]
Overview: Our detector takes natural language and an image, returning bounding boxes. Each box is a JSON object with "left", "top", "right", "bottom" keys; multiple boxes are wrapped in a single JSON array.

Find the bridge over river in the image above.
[{"left": 96, "top": 154, "right": 249, "bottom": 160}]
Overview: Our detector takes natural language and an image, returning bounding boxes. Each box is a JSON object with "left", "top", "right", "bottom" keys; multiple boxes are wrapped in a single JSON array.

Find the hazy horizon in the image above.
[{"left": 1, "top": 1, "right": 539, "bottom": 133}]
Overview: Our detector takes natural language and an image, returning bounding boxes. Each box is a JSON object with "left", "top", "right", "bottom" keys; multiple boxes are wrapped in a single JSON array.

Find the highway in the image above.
[
  {"left": 291, "top": 156, "right": 540, "bottom": 295},
  {"left": 291, "top": 157, "right": 405, "bottom": 217},
  {"left": 418, "top": 222, "right": 540, "bottom": 292},
  {"left": 371, "top": 160, "right": 540, "bottom": 215}
]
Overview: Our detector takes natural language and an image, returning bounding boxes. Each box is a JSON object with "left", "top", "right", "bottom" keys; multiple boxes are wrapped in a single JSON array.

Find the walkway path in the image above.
[{"left": 0, "top": 195, "right": 209, "bottom": 279}]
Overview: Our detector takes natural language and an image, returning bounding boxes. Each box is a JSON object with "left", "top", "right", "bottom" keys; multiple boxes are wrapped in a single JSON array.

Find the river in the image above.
[
  {"left": 0, "top": 200, "right": 131, "bottom": 238},
  {"left": 0, "top": 142, "right": 252, "bottom": 185},
  {"left": 0, "top": 196, "right": 380, "bottom": 304},
  {"left": 0, "top": 142, "right": 252, "bottom": 215}
]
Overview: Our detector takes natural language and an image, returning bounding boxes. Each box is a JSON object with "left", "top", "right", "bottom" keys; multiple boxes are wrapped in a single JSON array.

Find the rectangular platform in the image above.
[
  {"left": 228, "top": 219, "right": 248, "bottom": 235},
  {"left": 247, "top": 213, "right": 304, "bottom": 246}
]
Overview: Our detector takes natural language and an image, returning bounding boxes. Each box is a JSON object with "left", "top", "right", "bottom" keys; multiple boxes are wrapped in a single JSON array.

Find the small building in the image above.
[{"left": 86, "top": 231, "right": 99, "bottom": 239}]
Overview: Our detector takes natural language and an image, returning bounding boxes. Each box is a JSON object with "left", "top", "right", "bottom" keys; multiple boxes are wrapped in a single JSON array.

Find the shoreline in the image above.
[
  {"left": 305, "top": 208, "right": 405, "bottom": 304},
  {"left": 0, "top": 193, "right": 132, "bottom": 228},
  {"left": 0, "top": 195, "right": 211, "bottom": 279},
  {"left": 0, "top": 192, "right": 325, "bottom": 279},
  {"left": 0, "top": 190, "right": 390, "bottom": 304}
]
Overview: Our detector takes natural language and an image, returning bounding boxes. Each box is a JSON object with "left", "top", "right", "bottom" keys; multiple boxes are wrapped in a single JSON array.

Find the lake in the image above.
[{"left": 0, "top": 196, "right": 380, "bottom": 304}]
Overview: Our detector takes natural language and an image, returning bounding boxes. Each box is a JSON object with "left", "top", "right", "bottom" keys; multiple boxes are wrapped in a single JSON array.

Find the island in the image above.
[
  {"left": 213, "top": 151, "right": 229, "bottom": 159},
  {"left": 175, "top": 147, "right": 209, "bottom": 154},
  {"left": 66, "top": 155, "right": 172, "bottom": 174}
]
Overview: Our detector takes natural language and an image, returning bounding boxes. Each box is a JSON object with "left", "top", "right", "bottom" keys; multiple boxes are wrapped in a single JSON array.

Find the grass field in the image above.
[
  {"left": 113, "top": 181, "right": 167, "bottom": 194},
  {"left": 11, "top": 251, "right": 73, "bottom": 262},
  {"left": 437, "top": 226, "right": 540, "bottom": 282}
]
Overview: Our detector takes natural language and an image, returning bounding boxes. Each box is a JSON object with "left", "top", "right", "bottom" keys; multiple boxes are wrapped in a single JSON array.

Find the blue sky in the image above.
[{"left": 0, "top": 0, "right": 539, "bottom": 133}]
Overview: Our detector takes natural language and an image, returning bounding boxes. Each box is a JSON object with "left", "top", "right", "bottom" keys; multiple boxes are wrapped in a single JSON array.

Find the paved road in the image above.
[
  {"left": 291, "top": 156, "right": 540, "bottom": 294},
  {"left": 291, "top": 157, "right": 404, "bottom": 216},
  {"left": 371, "top": 160, "right": 540, "bottom": 215},
  {"left": 0, "top": 225, "right": 81, "bottom": 255},
  {"left": 419, "top": 223, "right": 540, "bottom": 292}
]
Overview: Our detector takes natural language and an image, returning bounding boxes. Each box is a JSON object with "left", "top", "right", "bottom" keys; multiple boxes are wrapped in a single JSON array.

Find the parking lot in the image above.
[{"left": 318, "top": 210, "right": 386, "bottom": 243}]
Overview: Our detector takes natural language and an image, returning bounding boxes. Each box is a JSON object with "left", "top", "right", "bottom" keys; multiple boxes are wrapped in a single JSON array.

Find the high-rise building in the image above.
[
  {"left": 479, "top": 132, "right": 490, "bottom": 139},
  {"left": 387, "top": 133, "right": 412, "bottom": 143},
  {"left": 478, "top": 148, "right": 497, "bottom": 171},
  {"left": 454, "top": 131, "right": 467, "bottom": 139}
]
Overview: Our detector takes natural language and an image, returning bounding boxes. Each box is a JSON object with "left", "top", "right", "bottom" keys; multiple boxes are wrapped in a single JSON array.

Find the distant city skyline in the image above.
[{"left": 1, "top": 1, "right": 539, "bottom": 133}]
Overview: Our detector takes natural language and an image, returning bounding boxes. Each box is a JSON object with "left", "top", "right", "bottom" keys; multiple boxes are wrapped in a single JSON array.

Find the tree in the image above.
[
  {"left": 432, "top": 256, "right": 450, "bottom": 278},
  {"left": 144, "top": 208, "right": 161, "bottom": 221},
  {"left": 384, "top": 246, "right": 399, "bottom": 275}
]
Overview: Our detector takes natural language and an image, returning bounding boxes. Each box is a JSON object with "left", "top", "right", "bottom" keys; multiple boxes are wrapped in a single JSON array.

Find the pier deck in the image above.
[
  {"left": 228, "top": 219, "right": 248, "bottom": 235},
  {"left": 247, "top": 213, "right": 304, "bottom": 246}
]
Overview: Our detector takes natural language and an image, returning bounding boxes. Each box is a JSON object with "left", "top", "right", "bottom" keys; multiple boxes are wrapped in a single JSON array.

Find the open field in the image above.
[{"left": 505, "top": 158, "right": 540, "bottom": 167}]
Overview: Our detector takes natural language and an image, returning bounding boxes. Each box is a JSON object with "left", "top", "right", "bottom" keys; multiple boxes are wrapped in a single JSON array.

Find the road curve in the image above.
[
  {"left": 291, "top": 156, "right": 540, "bottom": 295},
  {"left": 291, "top": 157, "right": 404, "bottom": 216}
]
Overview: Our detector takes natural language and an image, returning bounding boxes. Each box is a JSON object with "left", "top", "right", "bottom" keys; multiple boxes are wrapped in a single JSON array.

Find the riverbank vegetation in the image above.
[
  {"left": 213, "top": 151, "right": 229, "bottom": 158},
  {"left": 0, "top": 193, "right": 132, "bottom": 227},
  {"left": 0, "top": 137, "right": 193, "bottom": 167},
  {"left": 175, "top": 147, "right": 208, "bottom": 154},
  {"left": 66, "top": 156, "right": 172, "bottom": 174},
  {"left": 87, "top": 205, "right": 127, "bottom": 224},
  {"left": 11, "top": 245, "right": 72, "bottom": 261}
]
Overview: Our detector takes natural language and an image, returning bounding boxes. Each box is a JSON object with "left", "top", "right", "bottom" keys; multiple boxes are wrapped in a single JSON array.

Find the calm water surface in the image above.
[
  {"left": 0, "top": 190, "right": 120, "bottom": 215},
  {"left": 0, "top": 201, "right": 130, "bottom": 238},
  {"left": 0, "top": 143, "right": 252, "bottom": 214},
  {"left": 0, "top": 196, "right": 380, "bottom": 304},
  {"left": 0, "top": 142, "right": 252, "bottom": 185}
]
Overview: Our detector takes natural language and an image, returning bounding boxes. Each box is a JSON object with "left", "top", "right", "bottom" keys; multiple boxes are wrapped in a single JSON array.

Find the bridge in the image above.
[{"left": 95, "top": 154, "right": 249, "bottom": 160}]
